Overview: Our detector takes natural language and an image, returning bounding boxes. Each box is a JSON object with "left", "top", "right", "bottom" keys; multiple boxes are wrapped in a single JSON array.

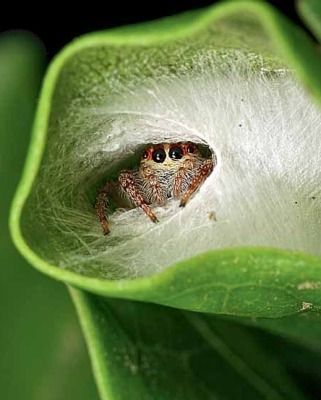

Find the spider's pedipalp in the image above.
[
  {"left": 172, "top": 158, "right": 198, "bottom": 199},
  {"left": 179, "top": 159, "right": 214, "bottom": 207}
]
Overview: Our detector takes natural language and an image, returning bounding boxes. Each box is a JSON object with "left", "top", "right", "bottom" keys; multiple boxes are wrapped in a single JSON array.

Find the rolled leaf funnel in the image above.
[{"left": 9, "top": 2, "right": 321, "bottom": 399}]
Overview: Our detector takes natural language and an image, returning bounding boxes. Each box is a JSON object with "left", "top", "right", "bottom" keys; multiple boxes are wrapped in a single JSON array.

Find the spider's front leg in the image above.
[
  {"left": 174, "top": 159, "right": 214, "bottom": 207},
  {"left": 118, "top": 170, "right": 159, "bottom": 223}
]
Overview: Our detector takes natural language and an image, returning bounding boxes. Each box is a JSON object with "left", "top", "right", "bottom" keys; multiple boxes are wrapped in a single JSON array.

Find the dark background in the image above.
[{"left": 0, "top": 0, "right": 313, "bottom": 60}]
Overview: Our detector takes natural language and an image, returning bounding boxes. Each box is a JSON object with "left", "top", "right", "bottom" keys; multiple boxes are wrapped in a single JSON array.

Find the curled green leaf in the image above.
[{"left": 10, "top": 1, "right": 321, "bottom": 319}]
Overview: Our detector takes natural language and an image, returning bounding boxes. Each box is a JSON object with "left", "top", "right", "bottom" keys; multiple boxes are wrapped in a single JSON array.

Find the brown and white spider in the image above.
[{"left": 95, "top": 142, "right": 214, "bottom": 235}]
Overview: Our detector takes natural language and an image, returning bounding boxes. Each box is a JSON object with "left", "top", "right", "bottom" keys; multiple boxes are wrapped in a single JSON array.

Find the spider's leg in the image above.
[
  {"left": 95, "top": 182, "right": 113, "bottom": 235},
  {"left": 179, "top": 159, "right": 214, "bottom": 207},
  {"left": 119, "top": 171, "right": 159, "bottom": 223}
]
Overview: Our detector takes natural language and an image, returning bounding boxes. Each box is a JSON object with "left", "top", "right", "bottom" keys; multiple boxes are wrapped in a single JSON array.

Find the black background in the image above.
[{"left": 0, "top": 0, "right": 313, "bottom": 60}]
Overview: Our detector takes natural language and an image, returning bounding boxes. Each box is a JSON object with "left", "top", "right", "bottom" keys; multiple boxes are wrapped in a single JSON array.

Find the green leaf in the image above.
[
  {"left": 71, "top": 288, "right": 305, "bottom": 400},
  {"left": 9, "top": 0, "right": 321, "bottom": 315},
  {"left": 232, "top": 309, "right": 321, "bottom": 352},
  {"left": 0, "top": 32, "right": 98, "bottom": 400},
  {"left": 298, "top": 0, "right": 321, "bottom": 42},
  {"left": 7, "top": 2, "right": 321, "bottom": 398}
]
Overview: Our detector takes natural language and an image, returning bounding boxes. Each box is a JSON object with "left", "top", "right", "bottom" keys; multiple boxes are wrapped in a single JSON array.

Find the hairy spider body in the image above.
[{"left": 96, "top": 142, "right": 214, "bottom": 235}]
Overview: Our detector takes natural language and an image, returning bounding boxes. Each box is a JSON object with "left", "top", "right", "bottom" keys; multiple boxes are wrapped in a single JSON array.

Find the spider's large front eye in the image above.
[
  {"left": 152, "top": 148, "right": 166, "bottom": 163},
  {"left": 169, "top": 146, "right": 183, "bottom": 160}
]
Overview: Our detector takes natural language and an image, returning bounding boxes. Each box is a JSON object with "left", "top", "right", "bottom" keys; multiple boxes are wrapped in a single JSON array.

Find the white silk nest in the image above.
[{"left": 41, "top": 61, "right": 321, "bottom": 279}]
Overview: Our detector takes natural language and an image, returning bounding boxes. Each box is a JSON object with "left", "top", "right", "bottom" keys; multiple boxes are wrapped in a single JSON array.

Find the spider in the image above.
[{"left": 95, "top": 142, "right": 215, "bottom": 235}]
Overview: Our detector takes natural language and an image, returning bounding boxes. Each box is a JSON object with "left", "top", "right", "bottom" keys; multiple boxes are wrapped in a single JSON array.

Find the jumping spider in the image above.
[{"left": 95, "top": 142, "right": 214, "bottom": 235}]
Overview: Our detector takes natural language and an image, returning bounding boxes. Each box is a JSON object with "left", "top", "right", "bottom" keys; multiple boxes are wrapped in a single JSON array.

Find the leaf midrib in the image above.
[{"left": 184, "top": 312, "right": 290, "bottom": 400}]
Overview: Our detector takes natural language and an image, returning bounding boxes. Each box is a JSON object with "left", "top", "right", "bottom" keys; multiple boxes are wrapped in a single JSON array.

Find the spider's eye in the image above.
[
  {"left": 169, "top": 146, "right": 183, "bottom": 160},
  {"left": 152, "top": 148, "right": 166, "bottom": 163},
  {"left": 187, "top": 144, "right": 195, "bottom": 153},
  {"left": 143, "top": 150, "right": 149, "bottom": 159}
]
